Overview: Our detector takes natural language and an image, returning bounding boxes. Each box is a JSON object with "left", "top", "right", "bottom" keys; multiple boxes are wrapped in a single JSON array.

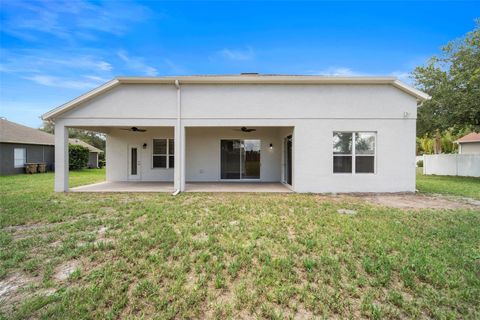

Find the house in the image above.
[
  {"left": 41, "top": 74, "right": 430, "bottom": 193},
  {"left": 455, "top": 132, "right": 480, "bottom": 154},
  {"left": 0, "top": 118, "right": 102, "bottom": 174},
  {"left": 0, "top": 118, "right": 55, "bottom": 175}
]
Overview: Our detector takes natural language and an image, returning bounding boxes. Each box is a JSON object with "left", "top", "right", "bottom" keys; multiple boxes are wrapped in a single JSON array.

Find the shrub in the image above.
[
  {"left": 69, "top": 144, "right": 89, "bottom": 170},
  {"left": 98, "top": 159, "right": 106, "bottom": 168},
  {"left": 417, "top": 160, "right": 424, "bottom": 168}
]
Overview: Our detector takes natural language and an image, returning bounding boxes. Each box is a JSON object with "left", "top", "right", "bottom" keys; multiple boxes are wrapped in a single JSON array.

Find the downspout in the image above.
[{"left": 172, "top": 79, "right": 181, "bottom": 196}]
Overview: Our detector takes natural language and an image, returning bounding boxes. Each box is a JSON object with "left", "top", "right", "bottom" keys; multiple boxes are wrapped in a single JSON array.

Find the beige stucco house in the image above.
[
  {"left": 456, "top": 132, "right": 480, "bottom": 154},
  {"left": 42, "top": 74, "right": 429, "bottom": 193}
]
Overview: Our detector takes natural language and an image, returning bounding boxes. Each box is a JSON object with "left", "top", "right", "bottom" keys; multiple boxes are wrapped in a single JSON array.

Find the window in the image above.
[
  {"left": 333, "top": 132, "right": 375, "bottom": 174},
  {"left": 152, "top": 139, "right": 174, "bottom": 168},
  {"left": 14, "top": 148, "right": 26, "bottom": 168}
]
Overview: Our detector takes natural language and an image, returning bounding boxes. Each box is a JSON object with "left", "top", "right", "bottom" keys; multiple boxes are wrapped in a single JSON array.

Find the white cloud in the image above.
[
  {"left": 117, "top": 50, "right": 158, "bottom": 76},
  {"left": 84, "top": 75, "right": 109, "bottom": 82},
  {"left": 310, "top": 66, "right": 367, "bottom": 76},
  {"left": 1, "top": 0, "right": 151, "bottom": 41},
  {"left": 0, "top": 50, "right": 113, "bottom": 74},
  {"left": 217, "top": 47, "right": 255, "bottom": 61},
  {"left": 24, "top": 74, "right": 104, "bottom": 89}
]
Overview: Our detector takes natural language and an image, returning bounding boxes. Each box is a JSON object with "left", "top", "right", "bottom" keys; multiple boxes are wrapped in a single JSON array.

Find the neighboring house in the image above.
[
  {"left": 0, "top": 118, "right": 55, "bottom": 175},
  {"left": 455, "top": 132, "right": 480, "bottom": 154},
  {"left": 42, "top": 74, "right": 430, "bottom": 193},
  {"left": 0, "top": 118, "right": 103, "bottom": 174},
  {"left": 69, "top": 138, "right": 103, "bottom": 168}
]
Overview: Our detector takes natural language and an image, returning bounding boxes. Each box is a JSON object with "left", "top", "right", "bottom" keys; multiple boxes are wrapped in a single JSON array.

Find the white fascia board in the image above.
[
  {"left": 392, "top": 80, "right": 431, "bottom": 101},
  {"left": 41, "top": 79, "right": 120, "bottom": 121}
]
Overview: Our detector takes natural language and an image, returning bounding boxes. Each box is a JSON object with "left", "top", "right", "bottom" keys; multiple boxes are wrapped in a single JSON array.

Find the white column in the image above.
[
  {"left": 180, "top": 125, "right": 186, "bottom": 191},
  {"left": 174, "top": 125, "right": 181, "bottom": 191},
  {"left": 54, "top": 123, "right": 69, "bottom": 192},
  {"left": 291, "top": 127, "right": 295, "bottom": 191}
]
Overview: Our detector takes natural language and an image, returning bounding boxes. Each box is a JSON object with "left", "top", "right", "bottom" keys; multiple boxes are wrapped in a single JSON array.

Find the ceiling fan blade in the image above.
[
  {"left": 137, "top": 129, "right": 147, "bottom": 132},
  {"left": 120, "top": 128, "right": 131, "bottom": 131}
]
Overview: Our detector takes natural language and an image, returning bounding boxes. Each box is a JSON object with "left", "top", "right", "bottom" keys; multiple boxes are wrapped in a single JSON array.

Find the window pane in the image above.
[
  {"left": 355, "top": 132, "right": 375, "bottom": 154},
  {"left": 153, "top": 139, "right": 167, "bottom": 154},
  {"left": 153, "top": 155, "right": 166, "bottom": 168},
  {"left": 333, "top": 132, "right": 352, "bottom": 154},
  {"left": 131, "top": 148, "right": 137, "bottom": 175},
  {"left": 169, "top": 155, "right": 174, "bottom": 168},
  {"left": 14, "top": 148, "right": 26, "bottom": 167},
  {"left": 168, "top": 139, "right": 174, "bottom": 155},
  {"left": 333, "top": 156, "right": 352, "bottom": 173},
  {"left": 356, "top": 156, "right": 375, "bottom": 173}
]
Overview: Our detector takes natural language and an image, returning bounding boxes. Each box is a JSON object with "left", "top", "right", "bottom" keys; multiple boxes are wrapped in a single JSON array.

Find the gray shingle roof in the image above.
[
  {"left": 0, "top": 119, "right": 103, "bottom": 153},
  {"left": 69, "top": 138, "right": 103, "bottom": 153},
  {"left": 0, "top": 118, "right": 55, "bottom": 145}
]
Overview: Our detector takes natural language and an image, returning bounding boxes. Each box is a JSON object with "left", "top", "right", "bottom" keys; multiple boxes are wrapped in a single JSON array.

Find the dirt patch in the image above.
[
  {"left": 53, "top": 260, "right": 80, "bottom": 281},
  {"left": 293, "top": 306, "right": 314, "bottom": 320},
  {"left": 360, "top": 193, "right": 479, "bottom": 210},
  {"left": 0, "top": 273, "right": 30, "bottom": 299},
  {"left": 337, "top": 209, "right": 357, "bottom": 215},
  {"left": 93, "top": 226, "right": 115, "bottom": 246},
  {"left": 192, "top": 232, "right": 209, "bottom": 243},
  {"left": 134, "top": 215, "right": 147, "bottom": 224},
  {"left": 2, "top": 222, "right": 63, "bottom": 241},
  {"left": 229, "top": 220, "right": 240, "bottom": 226},
  {"left": 0, "top": 272, "right": 36, "bottom": 314}
]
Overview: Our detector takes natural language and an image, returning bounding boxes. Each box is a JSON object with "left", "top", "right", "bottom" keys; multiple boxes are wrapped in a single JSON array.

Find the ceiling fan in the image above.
[
  {"left": 121, "top": 127, "right": 147, "bottom": 132},
  {"left": 233, "top": 127, "right": 257, "bottom": 133}
]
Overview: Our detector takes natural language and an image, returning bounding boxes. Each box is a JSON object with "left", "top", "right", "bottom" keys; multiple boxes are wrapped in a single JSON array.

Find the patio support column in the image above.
[
  {"left": 174, "top": 79, "right": 186, "bottom": 192},
  {"left": 180, "top": 125, "right": 186, "bottom": 191},
  {"left": 174, "top": 125, "right": 186, "bottom": 192},
  {"left": 54, "top": 123, "right": 69, "bottom": 192},
  {"left": 174, "top": 125, "right": 181, "bottom": 191}
]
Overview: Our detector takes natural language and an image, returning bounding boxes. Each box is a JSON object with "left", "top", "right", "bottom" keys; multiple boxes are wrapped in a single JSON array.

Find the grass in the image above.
[
  {"left": 416, "top": 168, "right": 480, "bottom": 200},
  {"left": 0, "top": 170, "right": 479, "bottom": 319}
]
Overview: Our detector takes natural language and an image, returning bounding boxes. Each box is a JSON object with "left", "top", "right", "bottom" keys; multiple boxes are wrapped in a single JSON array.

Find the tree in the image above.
[
  {"left": 69, "top": 144, "right": 89, "bottom": 170},
  {"left": 413, "top": 20, "right": 480, "bottom": 136}
]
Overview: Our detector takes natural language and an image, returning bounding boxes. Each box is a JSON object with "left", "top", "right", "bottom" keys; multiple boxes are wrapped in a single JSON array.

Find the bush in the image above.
[
  {"left": 98, "top": 160, "right": 106, "bottom": 168},
  {"left": 69, "top": 144, "right": 89, "bottom": 170},
  {"left": 416, "top": 160, "right": 424, "bottom": 168}
]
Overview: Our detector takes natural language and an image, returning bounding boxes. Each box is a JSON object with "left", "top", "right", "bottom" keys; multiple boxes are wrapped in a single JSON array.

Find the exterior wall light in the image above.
[
  {"left": 143, "top": 143, "right": 147, "bottom": 149},
  {"left": 269, "top": 143, "right": 273, "bottom": 150}
]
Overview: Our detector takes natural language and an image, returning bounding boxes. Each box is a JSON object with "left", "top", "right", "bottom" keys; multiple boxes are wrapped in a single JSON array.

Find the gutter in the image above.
[{"left": 172, "top": 79, "right": 181, "bottom": 196}]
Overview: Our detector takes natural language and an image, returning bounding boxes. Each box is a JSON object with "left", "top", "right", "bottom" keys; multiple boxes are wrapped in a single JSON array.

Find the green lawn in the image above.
[
  {"left": 416, "top": 168, "right": 480, "bottom": 200},
  {"left": 0, "top": 171, "right": 479, "bottom": 319}
]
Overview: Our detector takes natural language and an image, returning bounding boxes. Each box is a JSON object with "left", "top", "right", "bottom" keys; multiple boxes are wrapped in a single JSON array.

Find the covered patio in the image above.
[{"left": 57, "top": 124, "right": 294, "bottom": 193}]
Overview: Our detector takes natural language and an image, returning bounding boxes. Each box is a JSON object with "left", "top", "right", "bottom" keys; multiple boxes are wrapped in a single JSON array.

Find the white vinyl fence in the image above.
[{"left": 423, "top": 154, "right": 480, "bottom": 177}]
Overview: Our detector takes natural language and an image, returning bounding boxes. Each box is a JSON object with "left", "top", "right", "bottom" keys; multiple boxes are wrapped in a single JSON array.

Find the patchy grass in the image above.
[
  {"left": 0, "top": 171, "right": 479, "bottom": 319},
  {"left": 416, "top": 168, "right": 480, "bottom": 200}
]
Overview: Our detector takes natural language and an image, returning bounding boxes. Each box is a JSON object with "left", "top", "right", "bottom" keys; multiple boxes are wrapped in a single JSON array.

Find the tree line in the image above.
[{"left": 413, "top": 19, "right": 479, "bottom": 154}]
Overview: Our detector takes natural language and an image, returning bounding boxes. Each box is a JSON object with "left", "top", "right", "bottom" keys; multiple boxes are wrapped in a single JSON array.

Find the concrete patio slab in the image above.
[
  {"left": 185, "top": 182, "right": 292, "bottom": 193},
  {"left": 70, "top": 181, "right": 292, "bottom": 193},
  {"left": 70, "top": 181, "right": 174, "bottom": 193}
]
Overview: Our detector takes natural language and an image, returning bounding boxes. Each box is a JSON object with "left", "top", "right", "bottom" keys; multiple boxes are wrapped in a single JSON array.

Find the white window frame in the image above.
[
  {"left": 333, "top": 131, "right": 376, "bottom": 175},
  {"left": 152, "top": 138, "right": 174, "bottom": 169},
  {"left": 14, "top": 148, "right": 27, "bottom": 168}
]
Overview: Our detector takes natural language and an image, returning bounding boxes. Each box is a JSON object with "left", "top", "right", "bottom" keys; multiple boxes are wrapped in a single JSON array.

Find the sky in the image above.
[{"left": 0, "top": 1, "right": 479, "bottom": 128}]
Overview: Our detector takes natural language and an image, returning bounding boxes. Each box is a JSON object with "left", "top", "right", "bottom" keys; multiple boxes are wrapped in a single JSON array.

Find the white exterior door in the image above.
[{"left": 128, "top": 145, "right": 141, "bottom": 180}]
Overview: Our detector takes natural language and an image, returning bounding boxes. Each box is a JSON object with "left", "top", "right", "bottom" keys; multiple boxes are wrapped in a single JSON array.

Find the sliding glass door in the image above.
[
  {"left": 221, "top": 140, "right": 242, "bottom": 179},
  {"left": 221, "top": 140, "right": 260, "bottom": 180}
]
